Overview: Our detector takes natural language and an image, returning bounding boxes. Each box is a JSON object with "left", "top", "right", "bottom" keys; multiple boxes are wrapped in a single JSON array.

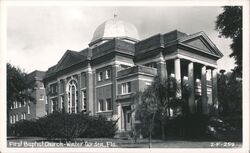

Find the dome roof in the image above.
[{"left": 90, "top": 16, "right": 140, "bottom": 46}]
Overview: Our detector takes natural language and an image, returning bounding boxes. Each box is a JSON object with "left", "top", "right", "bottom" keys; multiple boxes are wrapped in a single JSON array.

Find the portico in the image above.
[{"left": 162, "top": 56, "right": 219, "bottom": 115}]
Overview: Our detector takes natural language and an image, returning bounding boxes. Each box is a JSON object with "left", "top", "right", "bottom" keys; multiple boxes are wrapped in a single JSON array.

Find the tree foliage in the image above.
[
  {"left": 7, "top": 63, "right": 34, "bottom": 110},
  {"left": 218, "top": 70, "right": 242, "bottom": 115},
  {"left": 216, "top": 6, "right": 242, "bottom": 75},
  {"left": 135, "top": 75, "right": 180, "bottom": 144}
]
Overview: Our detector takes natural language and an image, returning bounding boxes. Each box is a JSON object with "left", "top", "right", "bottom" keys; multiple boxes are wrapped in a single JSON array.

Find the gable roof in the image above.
[
  {"left": 178, "top": 31, "right": 223, "bottom": 58},
  {"left": 45, "top": 50, "right": 87, "bottom": 77}
]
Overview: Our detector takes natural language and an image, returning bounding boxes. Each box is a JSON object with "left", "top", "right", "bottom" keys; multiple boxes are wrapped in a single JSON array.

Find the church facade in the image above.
[{"left": 43, "top": 16, "right": 223, "bottom": 132}]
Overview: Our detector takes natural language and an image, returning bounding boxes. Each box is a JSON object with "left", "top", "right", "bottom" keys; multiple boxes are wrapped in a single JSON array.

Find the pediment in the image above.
[
  {"left": 56, "top": 50, "right": 85, "bottom": 71},
  {"left": 179, "top": 32, "right": 223, "bottom": 58},
  {"left": 184, "top": 37, "right": 213, "bottom": 54}
]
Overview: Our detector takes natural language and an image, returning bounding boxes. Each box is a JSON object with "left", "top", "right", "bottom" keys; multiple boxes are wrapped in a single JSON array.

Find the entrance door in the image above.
[{"left": 124, "top": 108, "right": 132, "bottom": 131}]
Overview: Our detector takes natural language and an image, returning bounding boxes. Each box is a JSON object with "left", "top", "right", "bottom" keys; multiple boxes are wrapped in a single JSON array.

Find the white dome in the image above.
[{"left": 90, "top": 16, "right": 140, "bottom": 46}]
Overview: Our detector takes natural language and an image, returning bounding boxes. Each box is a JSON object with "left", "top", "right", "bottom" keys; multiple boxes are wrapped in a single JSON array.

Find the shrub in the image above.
[
  {"left": 8, "top": 112, "right": 117, "bottom": 139},
  {"left": 80, "top": 115, "right": 117, "bottom": 138},
  {"left": 11, "top": 120, "right": 40, "bottom": 137},
  {"left": 36, "top": 112, "right": 89, "bottom": 140},
  {"left": 139, "top": 114, "right": 210, "bottom": 139}
]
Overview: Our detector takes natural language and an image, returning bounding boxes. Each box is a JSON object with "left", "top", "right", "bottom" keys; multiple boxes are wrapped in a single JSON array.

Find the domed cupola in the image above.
[{"left": 89, "top": 15, "right": 140, "bottom": 47}]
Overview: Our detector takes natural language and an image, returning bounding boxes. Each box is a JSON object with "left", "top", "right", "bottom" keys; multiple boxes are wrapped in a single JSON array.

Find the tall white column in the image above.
[
  {"left": 175, "top": 58, "right": 182, "bottom": 98},
  {"left": 188, "top": 62, "right": 195, "bottom": 114},
  {"left": 201, "top": 65, "right": 208, "bottom": 114}
]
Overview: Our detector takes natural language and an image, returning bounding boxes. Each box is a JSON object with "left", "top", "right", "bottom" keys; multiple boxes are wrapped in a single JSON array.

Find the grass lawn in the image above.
[{"left": 7, "top": 137, "right": 242, "bottom": 148}]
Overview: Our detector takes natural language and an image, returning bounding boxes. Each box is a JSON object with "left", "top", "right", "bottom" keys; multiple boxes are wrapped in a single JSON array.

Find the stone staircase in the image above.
[{"left": 114, "top": 131, "right": 132, "bottom": 140}]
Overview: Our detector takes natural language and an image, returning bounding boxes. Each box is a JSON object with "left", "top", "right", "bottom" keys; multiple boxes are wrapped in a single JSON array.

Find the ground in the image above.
[{"left": 7, "top": 137, "right": 242, "bottom": 148}]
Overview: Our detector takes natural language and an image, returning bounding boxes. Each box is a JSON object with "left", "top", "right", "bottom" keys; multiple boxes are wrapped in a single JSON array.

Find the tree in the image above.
[
  {"left": 218, "top": 70, "right": 242, "bottom": 115},
  {"left": 135, "top": 75, "right": 180, "bottom": 145},
  {"left": 216, "top": 6, "right": 242, "bottom": 75},
  {"left": 135, "top": 90, "right": 157, "bottom": 148},
  {"left": 7, "top": 63, "right": 35, "bottom": 124}
]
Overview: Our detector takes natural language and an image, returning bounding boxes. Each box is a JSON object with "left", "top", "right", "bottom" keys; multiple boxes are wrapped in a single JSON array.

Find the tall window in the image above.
[
  {"left": 10, "top": 116, "right": 12, "bottom": 124},
  {"left": 51, "top": 100, "right": 54, "bottom": 113},
  {"left": 40, "top": 94, "right": 44, "bottom": 100},
  {"left": 106, "top": 98, "right": 112, "bottom": 111},
  {"left": 23, "top": 113, "right": 26, "bottom": 120},
  {"left": 16, "top": 114, "right": 18, "bottom": 122},
  {"left": 27, "top": 104, "right": 31, "bottom": 114},
  {"left": 60, "top": 95, "right": 64, "bottom": 110},
  {"left": 13, "top": 115, "right": 15, "bottom": 124},
  {"left": 98, "top": 99, "right": 104, "bottom": 112},
  {"left": 82, "top": 90, "right": 87, "bottom": 111},
  {"left": 51, "top": 98, "right": 58, "bottom": 113},
  {"left": 121, "top": 82, "right": 131, "bottom": 94},
  {"left": 67, "top": 79, "right": 78, "bottom": 114},
  {"left": 15, "top": 101, "right": 18, "bottom": 109},
  {"left": 105, "top": 69, "right": 111, "bottom": 79},
  {"left": 19, "top": 102, "right": 22, "bottom": 108},
  {"left": 40, "top": 83, "right": 44, "bottom": 89},
  {"left": 98, "top": 72, "right": 103, "bottom": 81},
  {"left": 60, "top": 80, "right": 65, "bottom": 94}
]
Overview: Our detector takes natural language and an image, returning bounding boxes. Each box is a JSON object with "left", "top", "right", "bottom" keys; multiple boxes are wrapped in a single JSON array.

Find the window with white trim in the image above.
[
  {"left": 82, "top": 90, "right": 87, "bottom": 111},
  {"left": 13, "top": 115, "right": 15, "bottom": 124},
  {"left": 98, "top": 71, "right": 103, "bottom": 81},
  {"left": 27, "top": 105, "right": 31, "bottom": 114},
  {"left": 60, "top": 95, "right": 64, "bottom": 110},
  {"left": 19, "top": 102, "right": 22, "bottom": 108},
  {"left": 21, "top": 114, "right": 23, "bottom": 120},
  {"left": 15, "top": 101, "right": 18, "bottom": 109},
  {"left": 23, "top": 113, "right": 26, "bottom": 119},
  {"left": 39, "top": 94, "right": 44, "bottom": 100},
  {"left": 40, "top": 83, "right": 44, "bottom": 89},
  {"left": 10, "top": 116, "right": 12, "bottom": 124},
  {"left": 106, "top": 98, "right": 112, "bottom": 111},
  {"left": 16, "top": 114, "right": 18, "bottom": 122},
  {"left": 121, "top": 82, "right": 131, "bottom": 94},
  {"left": 98, "top": 99, "right": 104, "bottom": 112},
  {"left": 67, "top": 79, "right": 78, "bottom": 114},
  {"left": 105, "top": 69, "right": 111, "bottom": 79},
  {"left": 51, "top": 100, "right": 54, "bottom": 113}
]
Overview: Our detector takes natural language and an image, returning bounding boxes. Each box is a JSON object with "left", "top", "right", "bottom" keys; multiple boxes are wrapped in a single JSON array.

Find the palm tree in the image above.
[{"left": 135, "top": 75, "right": 180, "bottom": 146}]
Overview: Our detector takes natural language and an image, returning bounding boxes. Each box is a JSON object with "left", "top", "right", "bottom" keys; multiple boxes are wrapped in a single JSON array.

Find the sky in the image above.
[{"left": 7, "top": 6, "right": 235, "bottom": 73}]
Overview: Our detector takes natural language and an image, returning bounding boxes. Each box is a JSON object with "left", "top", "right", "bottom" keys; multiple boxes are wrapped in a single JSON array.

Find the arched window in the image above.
[{"left": 67, "top": 79, "right": 78, "bottom": 113}]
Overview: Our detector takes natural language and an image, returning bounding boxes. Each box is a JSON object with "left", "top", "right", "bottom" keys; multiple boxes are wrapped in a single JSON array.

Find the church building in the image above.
[{"left": 43, "top": 16, "right": 223, "bottom": 132}]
